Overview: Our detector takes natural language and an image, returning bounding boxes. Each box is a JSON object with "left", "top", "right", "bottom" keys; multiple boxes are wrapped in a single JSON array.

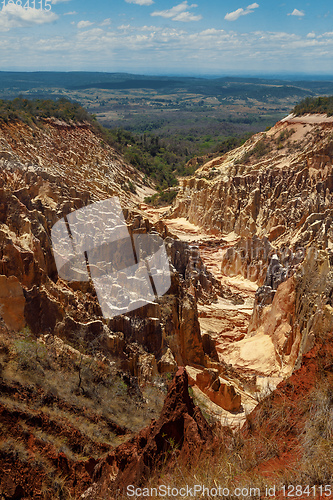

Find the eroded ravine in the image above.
[
  {"left": 142, "top": 205, "right": 265, "bottom": 428},
  {"left": 139, "top": 114, "right": 333, "bottom": 428}
]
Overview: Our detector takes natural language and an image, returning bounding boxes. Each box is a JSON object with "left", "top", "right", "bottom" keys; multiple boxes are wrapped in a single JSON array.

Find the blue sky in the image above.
[{"left": 0, "top": 0, "right": 332, "bottom": 75}]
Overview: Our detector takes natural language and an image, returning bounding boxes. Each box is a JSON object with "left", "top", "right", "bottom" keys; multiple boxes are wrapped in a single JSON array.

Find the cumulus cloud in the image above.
[
  {"left": 76, "top": 27, "right": 103, "bottom": 38},
  {"left": 307, "top": 31, "right": 315, "bottom": 38},
  {"left": 125, "top": 0, "right": 154, "bottom": 5},
  {"left": 2, "top": 25, "right": 333, "bottom": 74},
  {"left": 151, "top": 1, "right": 201, "bottom": 21},
  {"left": 0, "top": 3, "right": 58, "bottom": 31},
  {"left": 63, "top": 11, "right": 77, "bottom": 15},
  {"left": 200, "top": 28, "right": 220, "bottom": 35},
  {"left": 77, "top": 20, "right": 94, "bottom": 29},
  {"left": 51, "top": 0, "right": 71, "bottom": 4},
  {"left": 100, "top": 18, "right": 111, "bottom": 26},
  {"left": 172, "top": 11, "right": 202, "bottom": 21},
  {"left": 224, "top": 2, "right": 259, "bottom": 21},
  {"left": 288, "top": 8, "right": 305, "bottom": 17}
]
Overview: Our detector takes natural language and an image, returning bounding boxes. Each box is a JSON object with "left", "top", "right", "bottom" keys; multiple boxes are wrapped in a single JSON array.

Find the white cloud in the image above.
[
  {"left": 100, "top": 18, "right": 111, "bottom": 26},
  {"left": 151, "top": 1, "right": 201, "bottom": 21},
  {"left": 2, "top": 21, "right": 333, "bottom": 75},
  {"left": 125, "top": 0, "right": 154, "bottom": 5},
  {"left": 139, "top": 25, "right": 162, "bottom": 31},
  {"left": 151, "top": 1, "right": 189, "bottom": 18},
  {"left": 225, "top": 8, "right": 243, "bottom": 21},
  {"left": 307, "top": 31, "right": 316, "bottom": 38},
  {"left": 0, "top": 3, "right": 58, "bottom": 31},
  {"left": 200, "top": 28, "right": 223, "bottom": 36},
  {"left": 172, "top": 11, "right": 202, "bottom": 21},
  {"left": 77, "top": 27, "right": 103, "bottom": 38},
  {"left": 63, "top": 11, "right": 77, "bottom": 15},
  {"left": 288, "top": 8, "right": 305, "bottom": 17},
  {"left": 51, "top": 0, "right": 71, "bottom": 4},
  {"left": 77, "top": 20, "right": 94, "bottom": 29},
  {"left": 224, "top": 2, "right": 259, "bottom": 21}
]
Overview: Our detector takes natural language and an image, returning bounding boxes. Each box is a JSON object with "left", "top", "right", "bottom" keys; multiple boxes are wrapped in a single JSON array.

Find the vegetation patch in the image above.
[
  {"left": 293, "top": 96, "right": 333, "bottom": 116},
  {"left": 0, "top": 97, "right": 93, "bottom": 125},
  {"left": 144, "top": 189, "right": 178, "bottom": 207}
]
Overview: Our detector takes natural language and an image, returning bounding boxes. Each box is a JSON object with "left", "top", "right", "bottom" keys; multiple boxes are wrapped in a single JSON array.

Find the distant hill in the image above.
[{"left": 0, "top": 71, "right": 333, "bottom": 99}]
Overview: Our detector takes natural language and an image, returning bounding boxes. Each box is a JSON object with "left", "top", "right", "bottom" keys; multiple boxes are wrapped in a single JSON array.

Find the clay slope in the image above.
[{"left": 240, "top": 334, "right": 333, "bottom": 485}]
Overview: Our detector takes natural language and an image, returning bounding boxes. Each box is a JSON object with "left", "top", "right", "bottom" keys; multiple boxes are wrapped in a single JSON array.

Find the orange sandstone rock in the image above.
[{"left": 0, "top": 275, "right": 25, "bottom": 331}]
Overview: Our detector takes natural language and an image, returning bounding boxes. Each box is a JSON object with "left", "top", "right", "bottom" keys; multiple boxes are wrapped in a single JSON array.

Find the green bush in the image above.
[{"left": 144, "top": 189, "right": 177, "bottom": 206}]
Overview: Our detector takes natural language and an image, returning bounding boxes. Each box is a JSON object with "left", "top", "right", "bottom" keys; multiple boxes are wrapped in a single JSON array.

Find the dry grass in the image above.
[
  {"left": 296, "top": 383, "right": 333, "bottom": 484},
  {"left": 1, "top": 328, "right": 166, "bottom": 434},
  {"left": 110, "top": 374, "right": 333, "bottom": 500}
]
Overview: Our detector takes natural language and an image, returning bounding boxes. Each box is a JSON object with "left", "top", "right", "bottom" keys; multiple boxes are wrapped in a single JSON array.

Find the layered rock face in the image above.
[
  {"left": 170, "top": 114, "right": 333, "bottom": 379},
  {"left": 0, "top": 118, "right": 216, "bottom": 497},
  {"left": 0, "top": 118, "right": 150, "bottom": 204},
  {"left": 195, "top": 368, "right": 241, "bottom": 412},
  {"left": 172, "top": 114, "right": 333, "bottom": 247},
  {"left": 0, "top": 275, "right": 25, "bottom": 331},
  {"left": 0, "top": 118, "right": 209, "bottom": 371}
]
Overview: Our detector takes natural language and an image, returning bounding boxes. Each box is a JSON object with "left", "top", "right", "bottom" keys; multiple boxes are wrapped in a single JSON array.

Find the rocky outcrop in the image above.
[
  {"left": 0, "top": 275, "right": 25, "bottom": 331},
  {"left": 248, "top": 276, "right": 297, "bottom": 374},
  {"left": 0, "top": 117, "right": 215, "bottom": 498},
  {"left": 196, "top": 368, "right": 241, "bottom": 412},
  {"left": 81, "top": 367, "right": 217, "bottom": 499},
  {"left": 171, "top": 116, "right": 333, "bottom": 251},
  {"left": 0, "top": 118, "right": 209, "bottom": 379},
  {"left": 178, "top": 293, "right": 204, "bottom": 366},
  {"left": 221, "top": 235, "right": 272, "bottom": 284},
  {"left": 157, "top": 347, "right": 178, "bottom": 374},
  {"left": 166, "top": 238, "right": 220, "bottom": 304},
  {"left": 221, "top": 247, "right": 333, "bottom": 377}
]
